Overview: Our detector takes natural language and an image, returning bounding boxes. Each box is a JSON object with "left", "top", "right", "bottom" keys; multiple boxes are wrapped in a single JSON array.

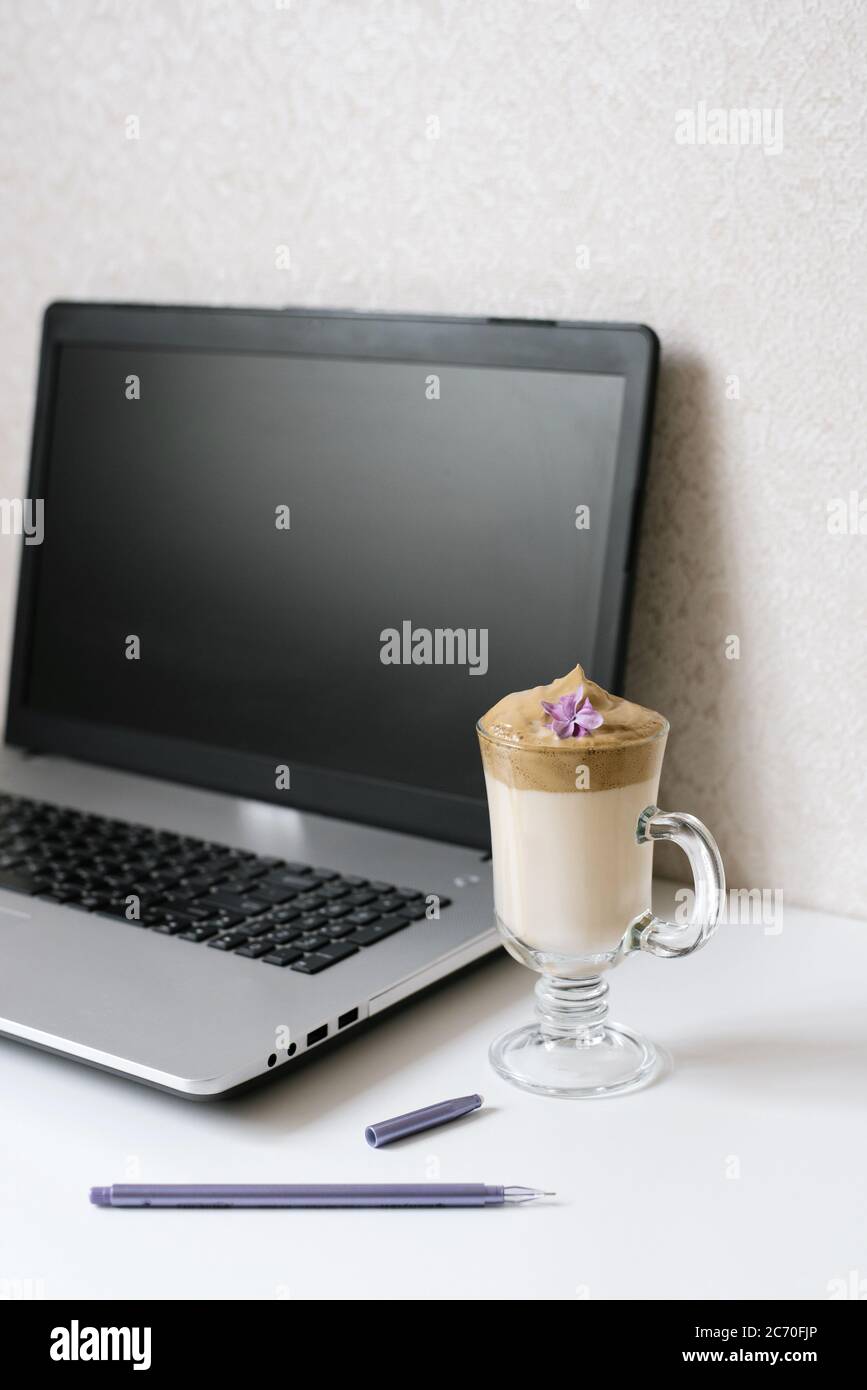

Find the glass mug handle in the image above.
[{"left": 628, "top": 807, "right": 725, "bottom": 958}]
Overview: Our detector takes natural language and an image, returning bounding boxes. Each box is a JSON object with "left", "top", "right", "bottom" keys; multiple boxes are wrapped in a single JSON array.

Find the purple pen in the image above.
[{"left": 90, "top": 1184, "right": 552, "bottom": 1208}]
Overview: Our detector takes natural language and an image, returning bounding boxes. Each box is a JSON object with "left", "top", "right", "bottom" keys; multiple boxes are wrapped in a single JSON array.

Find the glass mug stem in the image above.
[{"left": 534, "top": 974, "right": 610, "bottom": 1045}]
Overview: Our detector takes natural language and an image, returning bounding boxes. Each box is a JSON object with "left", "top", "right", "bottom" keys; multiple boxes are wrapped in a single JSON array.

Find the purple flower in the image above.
[{"left": 541, "top": 686, "right": 604, "bottom": 739}]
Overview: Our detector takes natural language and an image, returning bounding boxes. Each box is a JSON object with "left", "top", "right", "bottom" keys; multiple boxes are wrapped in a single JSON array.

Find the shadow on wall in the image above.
[{"left": 624, "top": 351, "right": 769, "bottom": 891}]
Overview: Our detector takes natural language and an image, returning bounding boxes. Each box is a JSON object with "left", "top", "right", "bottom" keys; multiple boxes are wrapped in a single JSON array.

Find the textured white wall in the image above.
[{"left": 1, "top": 0, "right": 865, "bottom": 916}]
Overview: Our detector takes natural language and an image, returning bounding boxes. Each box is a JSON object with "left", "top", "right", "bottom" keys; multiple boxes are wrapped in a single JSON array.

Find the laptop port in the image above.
[
  {"left": 338, "top": 1008, "right": 359, "bottom": 1029},
  {"left": 306, "top": 1024, "right": 328, "bottom": 1047}
]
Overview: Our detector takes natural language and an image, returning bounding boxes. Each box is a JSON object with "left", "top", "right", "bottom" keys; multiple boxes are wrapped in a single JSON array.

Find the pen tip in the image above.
[
  {"left": 503, "top": 1185, "right": 556, "bottom": 1203},
  {"left": 89, "top": 1186, "right": 110, "bottom": 1206}
]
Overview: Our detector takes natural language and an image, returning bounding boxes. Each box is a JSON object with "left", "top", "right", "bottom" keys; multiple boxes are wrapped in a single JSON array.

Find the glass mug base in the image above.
[
  {"left": 490, "top": 973, "right": 660, "bottom": 1099},
  {"left": 490, "top": 1019, "right": 659, "bottom": 1098}
]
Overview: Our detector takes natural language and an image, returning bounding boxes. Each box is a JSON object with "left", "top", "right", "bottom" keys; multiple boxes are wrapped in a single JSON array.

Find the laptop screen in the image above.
[{"left": 14, "top": 313, "right": 651, "bottom": 844}]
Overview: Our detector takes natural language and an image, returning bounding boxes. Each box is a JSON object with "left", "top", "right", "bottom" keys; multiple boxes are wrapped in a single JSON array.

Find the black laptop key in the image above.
[
  {"left": 311, "top": 867, "right": 340, "bottom": 881},
  {"left": 299, "top": 911, "right": 328, "bottom": 929},
  {"left": 396, "top": 887, "right": 424, "bottom": 900},
  {"left": 345, "top": 889, "right": 377, "bottom": 907},
  {"left": 346, "top": 909, "right": 380, "bottom": 926},
  {"left": 151, "top": 889, "right": 200, "bottom": 907},
  {"left": 297, "top": 932, "right": 329, "bottom": 953},
  {"left": 261, "top": 928, "right": 293, "bottom": 946},
  {"left": 320, "top": 940, "right": 359, "bottom": 962},
  {"left": 98, "top": 873, "right": 137, "bottom": 890},
  {"left": 240, "top": 918, "right": 281, "bottom": 938},
  {"left": 79, "top": 894, "right": 109, "bottom": 912},
  {"left": 206, "top": 891, "right": 269, "bottom": 916},
  {"left": 323, "top": 903, "right": 351, "bottom": 919},
  {"left": 178, "top": 872, "right": 226, "bottom": 893},
  {"left": 319, "top": 882, "right": 350, "bottom": 901},
  {"left": 178, "top": 924, "right": 221, "bottom": 943},
  {"left": 152, "top": 910, "right": 200, "bottom": 932},
  {"left": 291, "top": 945, "right": 354, "bottom": 974},
  {"left": 142, "top": 867, "right": 183, "bottom": 885},
  {"left": 103, "top": 856, "right": 135, "bottom": 875},
  {"left": 230, "top": 862, "right": 268, "bottom": 882},
  {"left": 45, "top": 866, "right": 77, "bottom": 884},
  {"left": 263, "top": 870, "right": 320, "bottom": 893},
  {"left": 192, "top": 914, "right": 243, "bottom": 934},
  {"left": 401, "top": 902, "right": 429, "bottom": 921},
  {"left": 345, "top": 927, "right": 380, "bottom": 947},
  {"left": 48, "top": 863, "right": 78, "bottom": 881},
  {"left": 208, "top": 930, "right": 251, "bottom": 951},
  {"left": 195, "top": 856, "right": 231, "bottom": 876},
  {"left": 171, "top": 841, "right": 205, "bottom": 859},
  {"left": 263, "top": 947, "right": 303, "bottom": 967},
  {"left": 214, "top": 877, "right": 257, "bottom": 896},
  {"left": 368, "top": 881, "right": 394, "bottom": 894},
  {"left": 340, "top": 875, "right": 368, "bottom": 887},
  {"left": 236, "top": 938, "right": 279, "bottom": 959},
  {"left": 376, "top": 895, "right": 407, "bottom": 913},
  {"left": 257, "top": 906, "right": 300, "bottom": 926},
  {"left": 347, "top": 914, "right": 410, "bottom": 947},
  {"left": 250, "top": 884, "right": 298, "bottom": 906},
  {"left": 206, "top": 910, "right": 246, "bottom": 930},
  {"left": 0, "top": 868, "right": 48, "bottom": 895},
  {"left": 323, "top": 921, "right": 356, "bottom": 939},
  {"left": 369, "top": 920, "right": 410, "bottom": 944},
  {"left": 182, "top": 902, "right": 223, "bottom": 921}
]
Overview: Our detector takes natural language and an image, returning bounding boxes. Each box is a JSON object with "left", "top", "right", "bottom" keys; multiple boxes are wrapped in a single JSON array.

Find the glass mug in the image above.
[{"left": 476, "top": 715, "right": 724, "bottom": 1097}]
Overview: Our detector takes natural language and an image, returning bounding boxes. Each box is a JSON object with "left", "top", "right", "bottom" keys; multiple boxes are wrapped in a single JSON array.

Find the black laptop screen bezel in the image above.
[{"left": 5, "top": 302, "right": 658, "bottom": 849}]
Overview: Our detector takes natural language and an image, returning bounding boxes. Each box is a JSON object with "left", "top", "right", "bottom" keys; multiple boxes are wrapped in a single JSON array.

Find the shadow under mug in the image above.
[{"left": 477, "top": 718, "right": 724, "bottom": 1098}]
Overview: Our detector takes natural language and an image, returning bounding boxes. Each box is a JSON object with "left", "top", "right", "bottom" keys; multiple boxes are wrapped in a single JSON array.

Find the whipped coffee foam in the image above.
[
  {"left": 478, "top": 660, "right": 667, "bottom": 792},
  {"left": 477, "top": 661, "right": 668, "bottom": 970}
]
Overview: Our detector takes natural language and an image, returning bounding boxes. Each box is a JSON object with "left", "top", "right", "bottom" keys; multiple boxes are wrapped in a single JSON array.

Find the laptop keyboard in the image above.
[{"left": 0, "top": 794, "right": 451, "bottom": 976}]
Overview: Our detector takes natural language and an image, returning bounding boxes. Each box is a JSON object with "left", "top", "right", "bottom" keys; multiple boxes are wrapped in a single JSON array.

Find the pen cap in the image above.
[{"left": 365, "top": 1094, "right": 483, "bottom": 1148}]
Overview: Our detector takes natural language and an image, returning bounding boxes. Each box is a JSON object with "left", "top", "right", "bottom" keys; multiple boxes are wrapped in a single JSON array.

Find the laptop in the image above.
[{"left": 0, "top": 303, "right": 658, "bottom": 1097}]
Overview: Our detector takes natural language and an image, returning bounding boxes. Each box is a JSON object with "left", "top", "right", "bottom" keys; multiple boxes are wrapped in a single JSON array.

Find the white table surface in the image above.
[{"left": 2, "top": 883, "right": 864, "bottom": 1301}]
